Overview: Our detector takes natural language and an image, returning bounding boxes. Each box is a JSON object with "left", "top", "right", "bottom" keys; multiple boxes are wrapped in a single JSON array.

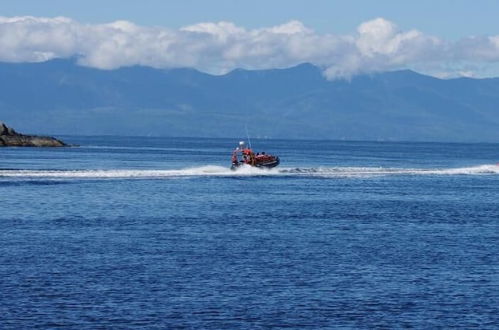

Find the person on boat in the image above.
[
  {"left": 231, "top": 151, "right": 238, "bottom": 165},
  {"left": 239, "top": 146, "right": 253, "bottom": 165},
  {"left": 242, "top": 147, "right": 253, "bottom": 156},
  {"left": 233, "top": 141, "right": 262, "bottom": 166},
  {"left": 232, "top": 141, "right": 247, "bottom": 165},
  {"left": 249, "top": 151, "right": 256, "bottom": 166}
]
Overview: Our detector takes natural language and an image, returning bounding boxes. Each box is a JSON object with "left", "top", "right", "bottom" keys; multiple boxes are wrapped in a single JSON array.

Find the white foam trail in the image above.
[
  {"left": 424, "top": 164, "right": 499, "bottom": 175},
  {"left": 0, "top": 164, "right": 498, "bottom": 180},
  {"left": 280, "top": 164, "right": 499, "bottom": 177},
  {"left": 0, "top": 165, "right": 276, "bottom": 179}
]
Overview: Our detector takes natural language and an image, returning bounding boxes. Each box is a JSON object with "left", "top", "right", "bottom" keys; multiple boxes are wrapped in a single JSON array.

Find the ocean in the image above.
[{"left": 1, "top": 136, "right": 498, "bottom": 328}]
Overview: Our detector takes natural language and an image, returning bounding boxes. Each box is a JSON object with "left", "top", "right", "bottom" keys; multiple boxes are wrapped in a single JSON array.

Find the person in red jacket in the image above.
[{"left": 242, "top": 148, "right": 255, "bottom": 165}]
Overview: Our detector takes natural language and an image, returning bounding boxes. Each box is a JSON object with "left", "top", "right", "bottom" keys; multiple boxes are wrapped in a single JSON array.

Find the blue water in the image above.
[{"left": 1, "top": 137, "right": 498, "bottom": 328}]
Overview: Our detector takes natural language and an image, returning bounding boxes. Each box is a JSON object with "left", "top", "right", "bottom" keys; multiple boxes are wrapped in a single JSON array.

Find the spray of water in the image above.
[{"left": 1, "top": 164, "right": 498, "bottom": 180}]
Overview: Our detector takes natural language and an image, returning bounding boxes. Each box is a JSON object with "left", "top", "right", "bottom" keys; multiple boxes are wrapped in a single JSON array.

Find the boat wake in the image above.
[
  {"left": 1, "top": 164, "right": 498, "bottom": 181},
  {"left": 279, "top": 164, "right": 499, "bottom": 177}
]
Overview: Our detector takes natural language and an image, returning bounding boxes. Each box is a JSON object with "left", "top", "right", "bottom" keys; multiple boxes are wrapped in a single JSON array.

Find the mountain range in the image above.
[{"left": 1, "top": 59, "right": 499, "bottom": 142}]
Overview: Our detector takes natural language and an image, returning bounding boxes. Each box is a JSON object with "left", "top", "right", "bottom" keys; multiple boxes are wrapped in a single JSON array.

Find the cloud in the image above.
[{"left": 1, "top": 16, "right": 499, "bottom": 78}]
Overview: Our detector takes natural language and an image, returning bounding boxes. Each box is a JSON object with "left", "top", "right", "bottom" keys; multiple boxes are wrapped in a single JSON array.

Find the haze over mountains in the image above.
[{"left": 1, "top": 59, "right": 499, "bottom": 142}]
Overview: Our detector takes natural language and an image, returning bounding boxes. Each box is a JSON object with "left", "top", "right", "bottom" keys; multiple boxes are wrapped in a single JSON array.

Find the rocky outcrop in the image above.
[{"left": 0, "top": 122, "right": 67, "bottom": 147}]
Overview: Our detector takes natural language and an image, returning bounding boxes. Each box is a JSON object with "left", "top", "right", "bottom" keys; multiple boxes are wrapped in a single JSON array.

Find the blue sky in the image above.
[
  {"left": 3, "top": 0, "right": 498, "bottom": 39},
  {"left": 2, "top": 0, "right": 499, "bottom": 78}
]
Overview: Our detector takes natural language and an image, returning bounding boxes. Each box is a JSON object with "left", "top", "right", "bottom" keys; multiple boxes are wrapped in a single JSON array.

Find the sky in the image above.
[{"left": 2, "top": 0, "right": 499, "bottom": 78}]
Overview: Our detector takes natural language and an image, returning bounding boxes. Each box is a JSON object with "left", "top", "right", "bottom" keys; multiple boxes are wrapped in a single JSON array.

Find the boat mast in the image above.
[{"left": 245, "top": 124, "right": 252, "bottom": 150}]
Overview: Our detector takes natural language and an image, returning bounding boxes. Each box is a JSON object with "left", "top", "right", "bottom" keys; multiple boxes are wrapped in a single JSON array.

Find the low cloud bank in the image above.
[{"left": 1, "top": 16, "right": 499, "bottom": 78}]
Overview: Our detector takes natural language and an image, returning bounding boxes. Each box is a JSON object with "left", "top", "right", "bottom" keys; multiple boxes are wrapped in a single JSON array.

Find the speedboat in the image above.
[{"left": 230, "top": 141, "right": 280, "bottom": 170}]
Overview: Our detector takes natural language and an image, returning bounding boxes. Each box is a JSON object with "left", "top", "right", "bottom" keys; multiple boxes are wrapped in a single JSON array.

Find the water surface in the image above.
[{"left": 1, "top": 137, "right": 498, "bottom": 328}]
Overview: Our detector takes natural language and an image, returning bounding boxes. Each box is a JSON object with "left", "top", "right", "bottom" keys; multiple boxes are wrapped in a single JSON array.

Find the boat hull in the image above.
[{"left": 231, "top": 157, "right": 280, "bottom": 171}]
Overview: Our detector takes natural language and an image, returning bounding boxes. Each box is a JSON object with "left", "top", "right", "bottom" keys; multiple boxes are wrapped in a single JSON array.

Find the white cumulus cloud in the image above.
[{"left": 1, "top": 16, "right": 499, "bottom": 78}]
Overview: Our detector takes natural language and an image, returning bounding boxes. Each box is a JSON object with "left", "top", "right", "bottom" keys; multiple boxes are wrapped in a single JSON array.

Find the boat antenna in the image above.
[{"left": 245, "top": 124, "right": 252, "bottom": 149}]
